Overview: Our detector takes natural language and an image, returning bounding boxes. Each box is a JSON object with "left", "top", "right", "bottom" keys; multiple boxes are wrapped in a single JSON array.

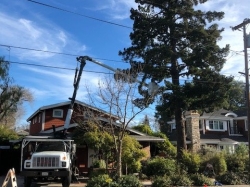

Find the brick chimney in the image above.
[{"left": 185, "top": 110, "right": 200, "bottom": 152}]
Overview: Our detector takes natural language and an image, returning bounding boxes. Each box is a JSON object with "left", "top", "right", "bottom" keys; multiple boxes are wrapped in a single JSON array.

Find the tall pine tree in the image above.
[{"left": 119, "top": 0, "right": 233, "bottom": 160}]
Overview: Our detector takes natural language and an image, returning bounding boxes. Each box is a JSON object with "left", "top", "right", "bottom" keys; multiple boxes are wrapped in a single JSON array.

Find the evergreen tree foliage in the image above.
[
  {"left": 119, "top": 0, "right": 233, "bottom": 160},
  {"left": 227, "top": 80, "right": 246, "bottom": 111}
]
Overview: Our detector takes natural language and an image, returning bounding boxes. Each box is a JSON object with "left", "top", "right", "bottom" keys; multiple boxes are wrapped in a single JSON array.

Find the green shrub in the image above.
[
  {"left": 86, "top": 174, "right": 118, "bottom": 187},
  {"left": 117, "top": 175, "right": 142, "bottom": 187},
  {"left": 201, "top": 153, "right": 227, "bottom": 176},
  {"left": 225, "top": 154, "right": 248, "bottom": 172},
  {"left": 92, "top": 159, "right": 106, "bottom": 168},
  {"left": 170, "top": 174, "right": 193, "bottom": 186},
  {"left": 181, "top": 150, "right": 201, "bottom": 174},
  {"left": 190, "top": 173, "right": 213, "bottom": 186},
  {"left": 216, "top": 171, "right": 249, "bottom": 185},
  {"left": 211, "top": 154, "right": 227, "bottom": 175},
  {"left": 139, "top": 173, "right": 148, "bottom": 180},
  {"left": 89, "top": 168, "right": 106, "bottom": 177},
  {"left": 143, "top": 157, "right": 176, "bottom": 177},
  {"left": 152, "top": 176, "right": 171, "bottom": 187}
]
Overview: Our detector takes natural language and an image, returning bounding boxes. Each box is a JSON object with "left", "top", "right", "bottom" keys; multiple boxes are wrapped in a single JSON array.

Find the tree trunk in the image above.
[
  {"left": 175, "top": 107, "right": 186, "bottom": 161},
  {"left": 116, "top": 139, "right": 122, "bottom": 177}
]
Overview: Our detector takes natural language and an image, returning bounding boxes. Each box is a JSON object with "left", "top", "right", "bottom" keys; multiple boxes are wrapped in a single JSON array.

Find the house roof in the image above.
[
  {"left": 26, "top": 100, "right": 118, "bottom": 122},
  {"left": 16, "top": 129, "right": 29, "bottom": 136},
  {"left": 130, "top": 135, "right": 165, "bottom": 142},
  {"left": 168, "top": 130, "right": 248, "bottom": 145},
  {"left": 36, "top": 124, "right": 164, "bottom": 142},
  {"left": 200, "top": 108, "right": 237, "bottom": 119},
  {"left": 200, "top": 134, "right": 248, "bottom": 144}
]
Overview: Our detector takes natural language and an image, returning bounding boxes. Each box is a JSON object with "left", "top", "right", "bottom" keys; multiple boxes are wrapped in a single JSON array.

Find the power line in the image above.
[
  {"left": 5, "top": 60, "right": 241, "bottom": 85},
  {"left": 27, "top": 0, "right": 132, "bottom": 29},
  {"left": 26, "top": 0, "right": 247, "bottom": 58},
  {"left": 5, "top": 60, "right": 112, "bottom": 74},
  {"left": 0, "top": 44, "right": 245, "bottom": 81},
  {"left": 0, "top": 44, "right": 126, "bottom": 63}
]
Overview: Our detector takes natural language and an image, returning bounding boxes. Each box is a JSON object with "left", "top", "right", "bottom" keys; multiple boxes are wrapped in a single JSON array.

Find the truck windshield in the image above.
[{"left": 36, "top": 142, "right": 66, "bottom": 152}]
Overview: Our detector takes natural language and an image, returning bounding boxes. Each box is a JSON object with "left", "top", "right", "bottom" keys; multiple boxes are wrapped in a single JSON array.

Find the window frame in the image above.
[
  {"left": 208, "top": 120, "right": 224, "bottom": 130},
  {"left": 53, "top": 109, "right": 63, "bottom": 118}
]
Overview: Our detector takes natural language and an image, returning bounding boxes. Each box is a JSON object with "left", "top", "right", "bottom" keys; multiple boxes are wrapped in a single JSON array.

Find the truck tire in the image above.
[
  {"left": 62, "top": 172, "right": 72, "bottom": 187},
  {"left": 24, "top": 177, "right": 32, "bottom": 187}
]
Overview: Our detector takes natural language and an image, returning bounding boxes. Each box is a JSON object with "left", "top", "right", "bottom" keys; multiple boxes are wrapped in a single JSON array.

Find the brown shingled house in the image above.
[{"left": 26, "top": 100, "right": 164, "bottom": 174}]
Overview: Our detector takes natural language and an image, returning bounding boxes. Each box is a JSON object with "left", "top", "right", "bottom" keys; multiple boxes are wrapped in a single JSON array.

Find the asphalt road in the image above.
[
  {"left": 0, "top": 174, "right": 153, "bottom": 187},
  {"left": 0, "top": 175, "right": 88, "bottom": 187}
]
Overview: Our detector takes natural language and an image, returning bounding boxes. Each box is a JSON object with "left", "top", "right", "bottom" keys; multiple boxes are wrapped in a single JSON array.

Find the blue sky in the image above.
[{"left": 0, "top": 0, "right": 249, "bottom": 126}]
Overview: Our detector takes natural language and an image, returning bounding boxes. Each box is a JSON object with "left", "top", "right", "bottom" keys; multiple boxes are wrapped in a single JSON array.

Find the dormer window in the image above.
[
  {"left": 53, "top": 109, "right": 63, "bottom": 118},
  {"left": 209, "top": 120, "right": 224, "bottom": 130}
]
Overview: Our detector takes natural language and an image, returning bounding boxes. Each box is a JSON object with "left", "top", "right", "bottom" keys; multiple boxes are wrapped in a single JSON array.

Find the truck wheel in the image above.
[
  {"left": 24, "top": 177, "right": 32, "bottom": 187},
  {"left": 62, "top": 172, "right": 72, "bottom": 187}
]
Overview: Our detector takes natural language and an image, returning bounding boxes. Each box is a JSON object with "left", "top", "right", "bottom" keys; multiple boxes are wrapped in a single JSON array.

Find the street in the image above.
[{"left": 0, "top": 175, "right": 87, "bottom": 187}]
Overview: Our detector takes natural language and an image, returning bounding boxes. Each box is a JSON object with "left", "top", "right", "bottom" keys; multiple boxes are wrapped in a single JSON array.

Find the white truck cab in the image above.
[{"left": 20, "top": 136, "right": 76, "bottom": 187}]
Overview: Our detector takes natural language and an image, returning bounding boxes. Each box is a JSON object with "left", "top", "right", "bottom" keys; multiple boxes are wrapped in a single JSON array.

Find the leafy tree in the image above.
[
  {"left": 74, "top": 122, "right": 115, "bottom": 169},
  {"left": 119, "top": 0, "right": 233, "bottom": 160},
  {"left": 152, "top": 132, "right": 176, "bottom": 158},
  {"left": 0, "top": 57, "right": 33, "bottom": 127},
  {"left": 74, "top": 75, "right": 152, "bottom": 177},
  {"left": 0, "top": 125, "right": 19, "bottom": 142},
  {"left": 132, "top": 124, "right": 153, "bottom": 135},
  {"left": 132, "top": 124, "right": 176, "bottom": 157},
  {"left": 122, "top": 135, "right": 146, "bottom": 174}
]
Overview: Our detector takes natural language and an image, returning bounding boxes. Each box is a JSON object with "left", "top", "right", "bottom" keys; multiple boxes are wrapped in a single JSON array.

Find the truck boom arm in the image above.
[
  {"left": 63, "top": 56, "right": 121, "bottom": 132},
  {"left": 63, "top": 55, "right": 158, "bottom": 133}
]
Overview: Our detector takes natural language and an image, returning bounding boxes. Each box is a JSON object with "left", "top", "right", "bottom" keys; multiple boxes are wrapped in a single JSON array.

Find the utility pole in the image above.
[{"left": 232, "top": 18, "right": 250, "bottom": 178}]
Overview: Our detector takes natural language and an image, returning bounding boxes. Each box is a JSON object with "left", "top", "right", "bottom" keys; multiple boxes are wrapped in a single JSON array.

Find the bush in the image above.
[
  {"left": 200, "top": 152, "right": 227, "bottom": 176},
  {"left": 89, "top": 168, "right": 106, "bottom": 177},
  {"left": 92, "top": 159, "right": 106, "bottom": 168},
  {"left": 211, "top": 154, "right": 227, "bottom": 175},
  {"left": 152, "top": 176, "right": 171, "bottom": 187},
  {"left": 226, "top": 154, "right": 248, "bottom": 172},
  {"left": 190, "top": 173, "right": 213, "bottom": 186},
  {"left": 143, "top": 157, "right": 176, "bottom": 177},
  {"left": 117, "top": 175, "right": 142, "bottom": 187},
  {"left": 181, "top": 150, "right": 201, "bottom": 174},
  {"left": 170, "top": 174, "right": 193, "bottom": 186},
  {"left": 86, "top": 174, "right": 118, "bottom": 187},
  {"left": 216, "top": 171, "right": 249, "bottom": 185}
]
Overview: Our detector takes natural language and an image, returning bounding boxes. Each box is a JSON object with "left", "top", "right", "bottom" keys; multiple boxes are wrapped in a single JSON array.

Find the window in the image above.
[
  {"left": 53, "top": 109, "right": 63, "bottom": 118},
  {"left": 209, "top": 120, "right": 224, "bottom": 130}
]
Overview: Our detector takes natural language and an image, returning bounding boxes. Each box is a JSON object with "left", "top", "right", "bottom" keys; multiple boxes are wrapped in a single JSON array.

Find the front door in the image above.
[{"left": 76, "top": 146, "right": 88, "bottom": 173}]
